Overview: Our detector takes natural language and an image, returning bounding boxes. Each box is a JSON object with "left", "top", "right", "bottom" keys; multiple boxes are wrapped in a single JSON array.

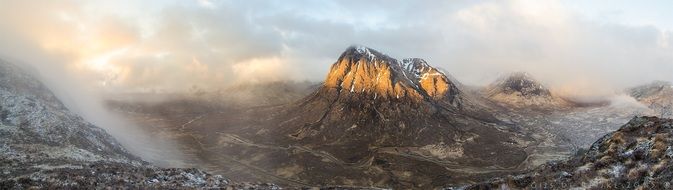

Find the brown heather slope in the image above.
[{"left": 455, "top": 116, "right": 673, "bottom": 190}]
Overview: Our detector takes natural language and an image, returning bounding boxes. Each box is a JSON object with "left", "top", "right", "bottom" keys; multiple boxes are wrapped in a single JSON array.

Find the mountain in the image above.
[
  {"left": 129, "top": 46, "right": 530, "bottom": 188},
  {"left": 485, "top": 72, "right": 569, "bottom": 108},
  {"left": 0, "top": 60, "right": 277, "bottom": 189},
  {"left": 233, "top": 46, "right": 529, "bottom": 188},
  {"left": 278, "top": 46, "right": 518, "bottom": 150},
  {"left": 0, "top": 60, "right": 132, "bottom": 164},
  {"left": 454, "top": 116, "right": 673, "bottom": 189},
  {"left": 627, "top": 81, "right": 673, "bottom": 117},
  {"left": 320, "top": 46, "right": 462, "bottom": 104}
]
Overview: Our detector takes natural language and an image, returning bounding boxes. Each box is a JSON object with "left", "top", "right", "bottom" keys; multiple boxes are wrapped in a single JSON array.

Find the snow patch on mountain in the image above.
[
  {"left": 321, "top": 46, "right": 462, "bottom": 105},
  {"left": 485, "top": 72, "right": 569, "bottom": 108}
]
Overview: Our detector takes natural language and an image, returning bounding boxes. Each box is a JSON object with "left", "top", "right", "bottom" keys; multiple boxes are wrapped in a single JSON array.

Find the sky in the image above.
[{"left": 0, "top": 0, "right": 672, "bottom": 97}]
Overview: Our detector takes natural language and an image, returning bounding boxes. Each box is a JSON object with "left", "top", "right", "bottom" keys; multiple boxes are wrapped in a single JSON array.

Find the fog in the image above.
[
  {"left": 1, "top": 0, "right": 672, "bottom": 165},
  {"left": 0, "top": 7, "right": 187, "bottom": 166}
]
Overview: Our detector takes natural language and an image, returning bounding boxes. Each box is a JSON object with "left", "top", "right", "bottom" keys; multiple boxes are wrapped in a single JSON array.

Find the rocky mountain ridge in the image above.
[{"left": 322, "top": 46, "right": 461, "bottom": 105}]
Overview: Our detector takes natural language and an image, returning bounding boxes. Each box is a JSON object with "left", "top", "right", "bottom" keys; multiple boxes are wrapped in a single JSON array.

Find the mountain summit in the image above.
[
  {"left": 487, "top": 72, "right": 551, "bottom": 97},
  {"left": 485, "top": 72, "right": 568, "bottom": 108},
  {"left": 322, "top": 46, "right": 461, "bottom": 105}
]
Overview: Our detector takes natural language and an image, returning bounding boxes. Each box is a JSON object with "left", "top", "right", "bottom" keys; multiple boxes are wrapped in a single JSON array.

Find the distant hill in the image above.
[
  {"left": 627, "top": 81, "right": 673, "bottom": 117},
  {"left": 484, "top": 72, "right": 570, "bottom": 108}
]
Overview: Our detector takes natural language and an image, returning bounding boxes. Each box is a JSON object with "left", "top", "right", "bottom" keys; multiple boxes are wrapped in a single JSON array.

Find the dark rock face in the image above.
[
  {"left": 0, "top": 60, "right": 276, "bottom": 189},
  {"left": 455, "top": 116, "right": 673, "bottom": 189}
]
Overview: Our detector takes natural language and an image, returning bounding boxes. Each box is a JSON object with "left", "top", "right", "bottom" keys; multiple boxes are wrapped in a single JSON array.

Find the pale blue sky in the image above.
[{"left": 562, "top": 0, "right": 673, "bottom": 30}]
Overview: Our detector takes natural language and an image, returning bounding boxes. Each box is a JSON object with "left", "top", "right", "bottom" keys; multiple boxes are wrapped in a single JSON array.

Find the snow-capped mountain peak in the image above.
[
  {"left": 322, "top": 46, "right": 460, "bottom": 103},
  {"left": 400, "top": 58, "right": 432, "bottom": 78},
  {"left": 353, "top": 45, "right": 378, "bottom": 61}
]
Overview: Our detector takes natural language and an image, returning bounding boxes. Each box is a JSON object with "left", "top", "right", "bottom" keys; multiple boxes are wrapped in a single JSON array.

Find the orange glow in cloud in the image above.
[{"left": 231, "top": 57, "right": 290, "bottom": 84}]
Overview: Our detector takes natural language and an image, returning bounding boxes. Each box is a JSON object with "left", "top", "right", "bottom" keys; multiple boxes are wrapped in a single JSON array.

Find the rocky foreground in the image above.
[
  {"left": 0, "top": 161, "right": 281, "bottom": 189},
  {"left": 452, "top": 116, "right": 673, "bottom": 190}
]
